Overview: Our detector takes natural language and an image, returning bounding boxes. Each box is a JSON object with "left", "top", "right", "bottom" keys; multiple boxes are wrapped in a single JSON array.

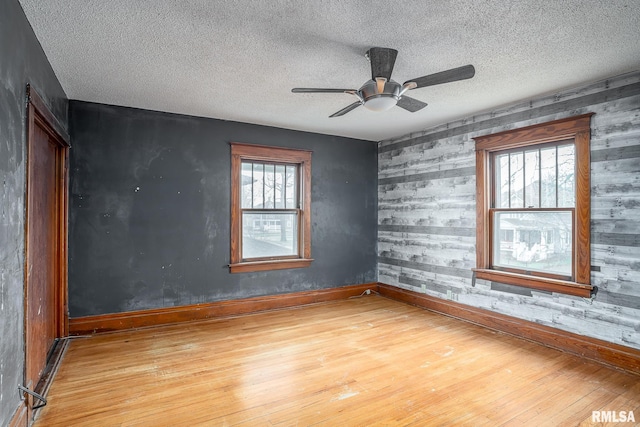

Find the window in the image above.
[
  {"left": 492, "top": 142, "right": 575, "bottom": 278},
  {"left": 230, "top": 143, "right": 312, "bottom": 273},
  {"left": 474, "top": 114, "right": 594, "bottom": 297}
]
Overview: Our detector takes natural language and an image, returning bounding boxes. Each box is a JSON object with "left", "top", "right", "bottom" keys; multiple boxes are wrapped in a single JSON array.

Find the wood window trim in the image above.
[
  {"left": 229, "top": 142, "right": 313, "bottom": 273},
  {"left": 473, "top": 114, "right": 594, "bottom": 297}
]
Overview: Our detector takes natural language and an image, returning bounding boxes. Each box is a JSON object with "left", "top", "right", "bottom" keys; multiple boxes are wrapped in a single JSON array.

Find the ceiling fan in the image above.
[{"left": 292, "top": 47, "right": 475, "bottom": 118}]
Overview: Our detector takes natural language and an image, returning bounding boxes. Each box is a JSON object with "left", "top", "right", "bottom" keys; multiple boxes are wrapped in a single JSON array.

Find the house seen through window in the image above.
[{"left": 492, "top": 142, "right": 575, "bottom": 279}]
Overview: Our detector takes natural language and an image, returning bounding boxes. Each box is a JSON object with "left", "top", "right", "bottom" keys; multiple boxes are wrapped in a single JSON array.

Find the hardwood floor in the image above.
[{"left": 34, "top": 296, "right": 639, "bottom": 426}]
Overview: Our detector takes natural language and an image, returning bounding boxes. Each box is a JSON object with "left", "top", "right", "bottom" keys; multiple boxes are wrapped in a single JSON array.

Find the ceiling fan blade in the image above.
[
  {"left": 396, "top": 96, "right": 428, "bottom": 113},
  {"left": 329, "top": 101, "right": 362, "bottom": 118},
  {"left": 404, "top": 64, "right": 475, "bottom": 89},
  {"left": 367, "top": 47, "right": 398, "bottom": 80},
  {"left": 292, "top": 88, "right": 356, "bottom": 93}
]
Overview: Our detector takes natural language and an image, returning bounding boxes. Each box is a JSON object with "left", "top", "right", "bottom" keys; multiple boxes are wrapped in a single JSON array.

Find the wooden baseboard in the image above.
[
  {"left": 68, "top": 281, "right": 640, "bottom": 375},
  {"left": 69, "top": 283, "right": 377, "bottom": 335},
  {"left": 377, "top": 283, "right": 640, "bottom": 376},
  {"left": 8, "top": 402, "right": 28, "bottom": 427}
]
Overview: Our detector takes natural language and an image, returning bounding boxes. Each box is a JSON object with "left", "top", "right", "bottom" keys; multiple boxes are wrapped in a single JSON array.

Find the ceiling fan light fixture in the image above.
[
  {"left": 363, "top": 95, "right": 398, "bottom": 112},
  {"left": 360, "top": 79, "right": 401, "bottom": 111}
]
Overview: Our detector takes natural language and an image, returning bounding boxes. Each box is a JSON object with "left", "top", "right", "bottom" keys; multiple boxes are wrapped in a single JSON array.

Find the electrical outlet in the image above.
[
  {"left": 446, "top": 290, "right": 452, "bottom": 300},
  {"left": 421, "top": 284, "right": 426, "bottom": 293}
]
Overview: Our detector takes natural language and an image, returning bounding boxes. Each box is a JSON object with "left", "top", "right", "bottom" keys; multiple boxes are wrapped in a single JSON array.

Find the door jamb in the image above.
[{"left": 22, "top": 84, "right": 70, "bottom": 419}]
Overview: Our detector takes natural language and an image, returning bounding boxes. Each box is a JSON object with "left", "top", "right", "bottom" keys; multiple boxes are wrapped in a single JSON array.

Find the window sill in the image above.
[
  {"left": 473, "top": 269, "right": 594, "bottom": 297},
  {"left": 229, "top": 258, "right": 314, "bottom": 273}
]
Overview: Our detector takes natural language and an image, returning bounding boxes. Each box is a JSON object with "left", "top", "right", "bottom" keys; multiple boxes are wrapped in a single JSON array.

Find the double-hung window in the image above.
[
  {"left": 230, "top": 143, "right": 312, "bottom": 273},
  {"left": 492, "top": 142, "right": 575, "bottom": 278},
  {"left": 474, "top": 114, "right": 594, "bottom": 297}
]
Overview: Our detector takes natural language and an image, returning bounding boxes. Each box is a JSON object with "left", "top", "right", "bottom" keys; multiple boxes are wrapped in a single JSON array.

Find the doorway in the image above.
[{"left": 23, "top": 85, "right": 69, "bottom": 421}]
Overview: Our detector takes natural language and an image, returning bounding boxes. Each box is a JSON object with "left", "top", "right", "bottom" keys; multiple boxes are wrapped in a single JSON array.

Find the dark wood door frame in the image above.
[{"left": 22, "top": 84, "right": 70, "bottom": 421}]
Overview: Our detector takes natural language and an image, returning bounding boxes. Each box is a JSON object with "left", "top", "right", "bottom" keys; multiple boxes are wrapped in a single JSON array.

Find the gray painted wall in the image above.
[
  {"left": 68, "top": 101, "right": 378, "bottom": 317},
  {"left": 378, "top": 71, "right": 640, "bottom": 349},
  {"left": 0, "top": 0, "right": 68, "bottom": 424}
]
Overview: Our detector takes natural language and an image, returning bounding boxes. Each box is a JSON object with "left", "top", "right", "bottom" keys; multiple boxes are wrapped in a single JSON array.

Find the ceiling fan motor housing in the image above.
[{"left": 359, "top": 79, "right": 402, "bottom": 111}]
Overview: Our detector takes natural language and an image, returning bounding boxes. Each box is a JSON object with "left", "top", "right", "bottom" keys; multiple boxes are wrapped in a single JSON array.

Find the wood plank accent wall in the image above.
[
  {"left": 378, "top": 71, "right": 640, "bottom": 350},
  {"left": 69, "top": 283, "right": 376, "bottom": 335}
]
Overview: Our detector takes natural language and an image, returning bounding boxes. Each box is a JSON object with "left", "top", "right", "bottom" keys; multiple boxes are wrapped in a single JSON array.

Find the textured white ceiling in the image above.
[{"left": 18, "top": 0, "right": 640, "bottom": 141}]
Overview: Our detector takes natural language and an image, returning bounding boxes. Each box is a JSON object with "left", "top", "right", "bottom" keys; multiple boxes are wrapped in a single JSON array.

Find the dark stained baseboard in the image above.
[
  {"left": 377, "top": 283, "right": 640, "bottom": 376},
  {"left": 68, "top": 281, "right": 640, "bottom": 376},
  {"left": 69, "top": 283, "right": 377, "bottom": 335},
  {"left": 8, "top": 403, "right": 27, "bottom": 427}
]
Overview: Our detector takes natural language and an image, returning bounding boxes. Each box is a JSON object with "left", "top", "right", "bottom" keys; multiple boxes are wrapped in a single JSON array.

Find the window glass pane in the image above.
[
  {"left": 493, "top": 211, "right": 572, "bottom": 276},
  {"left": 557, "top": 144, "right": 575, "bottom": 207},
  {"left": 285, "top": 165, "right": 297, "bottom": 208},
  {"left": 275, "top": 165, "right": 285, "bottom": 208},
  {"left": 241, "top": 162, "right": 254, "bottom": 208},
  {"left": 495, "top": 154, "right": 510, "bottom": 208},
  {"left": 540, "top": 147, "right": 557, "bottom": 208},
  {"left": 524, "top": 149, "right": 540, "bottom": 208},
  {"left": 242, "top": 212, "right": 298, "bottom": 259},
  {"left": 510, "top": 152, "right": 524, "bottom": 208},
  {"left": 252, "top": 163, "right": 264, "bottom": 208},
  {"left": 264, "top": 164, "right": 275, "bottom": 209}
]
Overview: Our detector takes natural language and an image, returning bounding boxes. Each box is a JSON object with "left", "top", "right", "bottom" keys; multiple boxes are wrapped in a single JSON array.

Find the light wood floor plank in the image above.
[{"left": 34, "top": 296, "right": 639, "bottom": 426}]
